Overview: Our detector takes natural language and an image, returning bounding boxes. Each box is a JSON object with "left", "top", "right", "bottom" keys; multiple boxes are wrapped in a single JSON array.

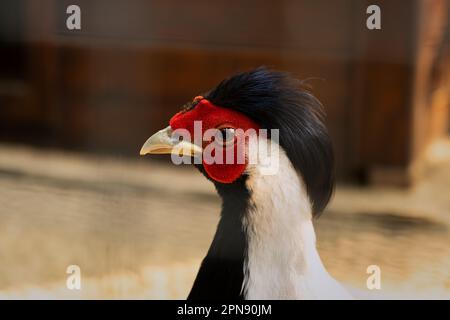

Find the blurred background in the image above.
[{"left": 0, "top": 0, "right": 449, "bottom": 299}]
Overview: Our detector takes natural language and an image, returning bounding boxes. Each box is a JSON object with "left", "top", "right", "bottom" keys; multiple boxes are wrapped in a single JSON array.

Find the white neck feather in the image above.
[{"left": 242, "top": 140, "right": 351, "bottom": 299}]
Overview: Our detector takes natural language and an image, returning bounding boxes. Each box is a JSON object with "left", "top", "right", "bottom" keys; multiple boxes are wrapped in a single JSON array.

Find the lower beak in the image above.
[{"left": 139, "top": 126, "right": 203, "bottom": 157}]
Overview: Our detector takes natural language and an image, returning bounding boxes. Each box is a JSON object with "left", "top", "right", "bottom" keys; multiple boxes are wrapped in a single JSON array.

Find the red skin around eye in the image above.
[{"left": 169, "top": 99, "right": 259, "bottom": 184}]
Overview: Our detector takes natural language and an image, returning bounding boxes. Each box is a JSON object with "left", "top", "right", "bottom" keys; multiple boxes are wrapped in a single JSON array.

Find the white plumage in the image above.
[{"left": 243, "top": 137, "right": 352, "bottom": 299}]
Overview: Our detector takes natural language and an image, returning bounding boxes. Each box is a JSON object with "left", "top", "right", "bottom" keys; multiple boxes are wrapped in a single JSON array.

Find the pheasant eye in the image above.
[{"left": 216, "top": 128, "right": 236, "bottom": 147}]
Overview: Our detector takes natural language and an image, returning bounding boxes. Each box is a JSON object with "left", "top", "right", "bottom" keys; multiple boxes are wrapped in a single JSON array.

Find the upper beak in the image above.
[{"left": 139, "top": 126, "right": 203, "bottom": 157}]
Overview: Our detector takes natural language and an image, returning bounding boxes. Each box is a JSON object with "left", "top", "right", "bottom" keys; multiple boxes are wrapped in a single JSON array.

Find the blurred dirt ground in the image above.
[{"left": 0, "top": 140, "right": 450, "bottom": 299}]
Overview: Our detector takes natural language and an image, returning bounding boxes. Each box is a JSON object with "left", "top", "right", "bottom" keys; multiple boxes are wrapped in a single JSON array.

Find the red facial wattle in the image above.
[{"left": 169, "top": 98, "right": 259, "bottom": 184}]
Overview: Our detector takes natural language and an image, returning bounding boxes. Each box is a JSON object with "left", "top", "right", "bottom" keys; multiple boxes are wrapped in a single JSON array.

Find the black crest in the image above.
[{"left": 206, "top": 67, "right": 335, "bottom": 215}]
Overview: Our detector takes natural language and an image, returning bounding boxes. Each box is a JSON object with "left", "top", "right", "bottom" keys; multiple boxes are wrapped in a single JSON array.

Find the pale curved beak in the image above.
[{"left": 140, "top": 126, "right": 202, "bottom": 157}]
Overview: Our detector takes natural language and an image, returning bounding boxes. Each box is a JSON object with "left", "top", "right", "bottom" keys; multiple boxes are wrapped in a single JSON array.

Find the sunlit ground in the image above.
[{"left": 0, "top": 139, "right": 449, "bottom": 299}]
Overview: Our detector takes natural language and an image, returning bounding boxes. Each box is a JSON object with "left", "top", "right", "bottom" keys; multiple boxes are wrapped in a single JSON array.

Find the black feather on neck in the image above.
[{"left": 188, "top": 171, "right": 250, "bottom": 300}]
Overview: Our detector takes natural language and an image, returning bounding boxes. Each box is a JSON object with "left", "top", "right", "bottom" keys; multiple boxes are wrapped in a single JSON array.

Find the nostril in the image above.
[{"left": 171, "top": 134, "right": 183, "bottom": 144}]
